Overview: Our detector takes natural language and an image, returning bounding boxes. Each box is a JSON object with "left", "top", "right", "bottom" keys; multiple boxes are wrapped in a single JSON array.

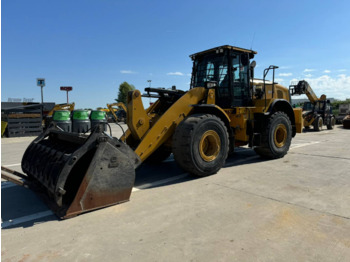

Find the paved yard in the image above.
[{"left": 1, "top": 125, "right": 350, "bottom": 261}]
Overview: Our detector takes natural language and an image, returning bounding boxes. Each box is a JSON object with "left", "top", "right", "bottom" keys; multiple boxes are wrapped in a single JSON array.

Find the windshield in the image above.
[
  {"left": 303, "top": 102, "right": 313, "bottom": 111},
  {"left": 303, "top": 101, "right": 324, "bottom": 112},
  {"left": 191, "top": 54, "right": 228, "bottom": 88}
]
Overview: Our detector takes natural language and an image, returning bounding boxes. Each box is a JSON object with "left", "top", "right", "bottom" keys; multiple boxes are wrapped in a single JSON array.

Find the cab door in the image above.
[{"left": 231, "top": 53, "right": 250, "bottom": 107}]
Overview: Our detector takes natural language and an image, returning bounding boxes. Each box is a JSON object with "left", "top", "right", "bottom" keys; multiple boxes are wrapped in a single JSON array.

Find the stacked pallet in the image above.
[{"left": 2, "top": 104, "right": 43, "bottom": 137}]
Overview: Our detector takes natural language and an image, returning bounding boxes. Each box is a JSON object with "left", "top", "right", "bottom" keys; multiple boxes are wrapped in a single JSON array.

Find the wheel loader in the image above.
[
  {"left": 1, "top": 45, "right": 303, "bottom": 218},
  {"left": 290, "top": 80, "right": 335, "bottom": 131}
]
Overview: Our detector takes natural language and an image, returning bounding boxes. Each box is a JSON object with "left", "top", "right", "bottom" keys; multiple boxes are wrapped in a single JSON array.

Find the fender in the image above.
[
  {"left": 191, "top": 104, "right": 231, "bottom": 127},
  {"left": 266, "top": 99, "right": 297, "bottom": 136},
  {"left": 266, "top": 99, "right": 295, "bottom": 123}
]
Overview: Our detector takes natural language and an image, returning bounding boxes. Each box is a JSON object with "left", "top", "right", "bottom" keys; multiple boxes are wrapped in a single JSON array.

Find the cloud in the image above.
[
  {"left": 323, "top": 70, "right": 331, "bottom": 73},
  {"left": 338, "top": 69, "right": 347, "bottom": 72},
  {"left": 278, "top": 73, "right": 292, "bottom": 77},
  {"left": 120, "top": 70, "right": 137, "bottom": 74},
  {"left": 279, "top": 66, "right": 291, "bottom": 70},
  {"left": 303, "top": 68, "right": 316, "bottom": 72},
  {"left": 275, "top": 78, "right": 284, "bottom": 83},
  {"left": 304, "top": 74, "right": 313, "bottom": 78},
  {"left": 289, "top": 78, "right": 300, "bottom": 86},
  {"left": 167, "top": 72, "right": 184, "bottom": 76},
  {"left": 301, "top": 74, "right": 350, "bottom": 100}
]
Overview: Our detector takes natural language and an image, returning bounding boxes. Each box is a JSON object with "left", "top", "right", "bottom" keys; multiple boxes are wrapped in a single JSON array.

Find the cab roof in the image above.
[{"left": 190, "top": 45, "right": 257, "bottom": 59}]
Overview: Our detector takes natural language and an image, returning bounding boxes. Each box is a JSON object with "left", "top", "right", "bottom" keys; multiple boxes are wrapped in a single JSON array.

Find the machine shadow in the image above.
[
  {"left": 1, "top": 183, "right": 58, "bottom": 229},
  {"left": 135, "top": 155, "right": 195, "bottom": 188},
  {"left": 336, "top": 125, "right": 348, "bottom": 129},
  {"left": 135, "top": 147, "right": 268, "bottom": 189},
  {"left": 2, "top": 148, "right": 267, "bottom": 229},
  {"left": 223, "top": 148, "right": 267, "bottom": 168}
]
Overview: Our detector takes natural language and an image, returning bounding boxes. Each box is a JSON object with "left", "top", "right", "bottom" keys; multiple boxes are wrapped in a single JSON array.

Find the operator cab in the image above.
[
  {"left": 190, "top": 45, "right": 257, "bottom": 108},
  {"left": 303, "top": 101, "right": 313, "bottom": 112}
]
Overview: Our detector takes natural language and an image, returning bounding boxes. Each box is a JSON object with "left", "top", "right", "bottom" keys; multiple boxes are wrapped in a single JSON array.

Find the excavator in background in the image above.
[
  {"left": 44, "top": 102, "right": 75, "bottom": 129},
  {"left": 1, "top": 45, "right": 303, "bottom": 218},
  {"left": 290, "top": 80, "right": 335, "bottom": 131},
  {"left": 107, "top": 102, "right": 127, "bottom": 123}
]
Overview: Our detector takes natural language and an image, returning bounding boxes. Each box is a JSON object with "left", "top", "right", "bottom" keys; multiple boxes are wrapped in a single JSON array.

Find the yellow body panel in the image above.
[
  {"left": 227, "top": 107, "right": 252, "bottom": 142},
  {"left": 252, "top": 99, "right": 273, "bottom": 113},
  {"left": 126, "top": 90, "right": 151, "bottom": 140},
  {"left": 1, "top": 121, "right": 8, "bottom": 136},
  {"left": 293, "top": 108, "right": 303, "bottom": 132},
  {"left": 206, "top": 89, "right": 215, "bottom": 104}
]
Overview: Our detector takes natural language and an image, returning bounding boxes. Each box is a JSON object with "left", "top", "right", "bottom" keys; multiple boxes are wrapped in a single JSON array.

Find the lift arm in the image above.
[
  {"left": 290, "top": 80, "right": 323, "bottom": 104},
  {"left": 47, "top": 103, "right": 75, "bottom": 116}
]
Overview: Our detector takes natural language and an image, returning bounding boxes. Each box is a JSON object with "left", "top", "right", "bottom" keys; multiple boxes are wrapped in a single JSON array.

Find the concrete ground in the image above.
[{"left": 1, "top": 124, "right": 350, "bottom": 261}]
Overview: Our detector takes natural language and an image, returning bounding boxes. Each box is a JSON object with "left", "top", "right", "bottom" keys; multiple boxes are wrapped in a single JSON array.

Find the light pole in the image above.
[
  {"left": 60, "top": 86, "right": 73, "bottom": 104},
  {"left": 37, "top": 78, "right": 45, "bottom": 104},
  {"left": 37, "top": 78, "right": 45, "bottom": 116}
]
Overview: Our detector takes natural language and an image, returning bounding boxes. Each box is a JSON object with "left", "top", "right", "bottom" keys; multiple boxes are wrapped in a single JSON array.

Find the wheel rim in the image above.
[
  {"left": 199, "top": 130, "right": 221, "bottom": 162},
  {"left": 274, "top": 124, "right": 287, "bottom": 148}
]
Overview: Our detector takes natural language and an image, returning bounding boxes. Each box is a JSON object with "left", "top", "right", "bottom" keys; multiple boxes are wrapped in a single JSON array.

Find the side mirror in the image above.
[
  {"left": 250, "top": 60, "right": 256, "bottom": 69},
  {"left": 250, "top": 60, "right": 256, "bottom": 79}
]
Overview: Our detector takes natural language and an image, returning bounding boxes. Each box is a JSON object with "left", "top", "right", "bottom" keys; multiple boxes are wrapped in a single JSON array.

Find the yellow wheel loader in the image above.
[{"left": 1, "top": 45, "right": 303, "bottom": 218}]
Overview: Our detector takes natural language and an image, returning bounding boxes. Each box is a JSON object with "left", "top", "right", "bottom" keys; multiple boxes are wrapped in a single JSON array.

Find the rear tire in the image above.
[
  {"left": 254, "top": 112, "right": 292, "bottom": 159},
  {"left": 314, "top": 116, "right": 323, "bottom": 131},
  {"left": 172, "top": 114, "right": 229, "bottom": 177},
  {"left": 327, "top": 116, "right": 335, "bottom": 130}
]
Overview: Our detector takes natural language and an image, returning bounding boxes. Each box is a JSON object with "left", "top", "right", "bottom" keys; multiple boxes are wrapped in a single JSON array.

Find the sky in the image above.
[{"left": 1, "top": 0, "right": 350, "bottom": 109}]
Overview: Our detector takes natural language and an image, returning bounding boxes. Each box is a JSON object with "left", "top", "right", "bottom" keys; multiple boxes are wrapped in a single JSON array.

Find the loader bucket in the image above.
[{"left": 21, "top": 125, "right": 141, "bottom": 218}]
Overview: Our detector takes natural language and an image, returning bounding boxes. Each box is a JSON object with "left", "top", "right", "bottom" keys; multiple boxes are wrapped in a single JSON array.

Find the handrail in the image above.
[{"left": 263, "top": 65, "right": 279, "bottom": 111}]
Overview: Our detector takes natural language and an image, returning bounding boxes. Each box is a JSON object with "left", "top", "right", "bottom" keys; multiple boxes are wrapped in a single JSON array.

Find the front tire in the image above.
[
  {"left": 172, "top": 114, "right": 229, "bottom": 177},
  {"left": 254, "top": 112, "right": 292, "bottom": 159},
  {"left": 327, "top": 116, "right": 335, "bottom": 130},
  {"left": 314, "top": 116, "right": 323, "bottom": 131}
]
